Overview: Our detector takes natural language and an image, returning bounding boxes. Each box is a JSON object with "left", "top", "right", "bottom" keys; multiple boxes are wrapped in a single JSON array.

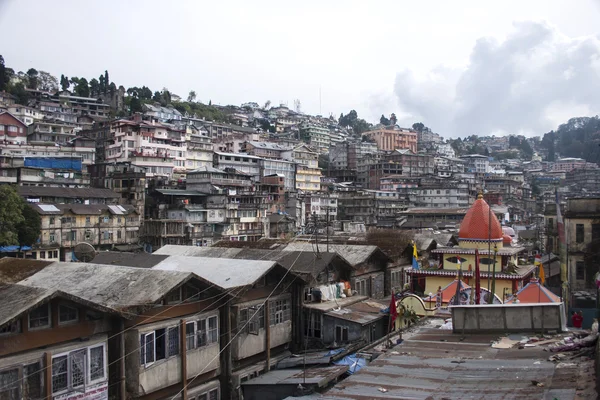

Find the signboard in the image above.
[{"left": 55, "top": 382, "right": 108, "bottom": 400}]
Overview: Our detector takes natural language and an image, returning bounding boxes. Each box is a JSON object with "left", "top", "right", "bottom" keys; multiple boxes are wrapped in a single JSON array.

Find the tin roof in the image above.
[
  {"left": 18, "top": 186, "right": 120, "bottom": 199},
  {"left": 295, "top": 327, "right": 591, "bottom": 399}
]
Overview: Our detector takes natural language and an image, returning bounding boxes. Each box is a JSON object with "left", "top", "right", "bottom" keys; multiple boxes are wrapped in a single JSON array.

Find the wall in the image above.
[
  {"left": 232, "top": 321, "right": 292, "bottom": 361},
  {"left": 451, "top": 303, "right": 566, "bottom": 333},
  {"left": 423, "top": 276, "right": 517, "bottom": 301}
]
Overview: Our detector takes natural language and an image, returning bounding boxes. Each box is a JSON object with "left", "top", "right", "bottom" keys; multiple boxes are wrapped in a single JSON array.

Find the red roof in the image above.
[
  {"left": 503, "top": 234, "right": 512, "bottom": 245},
  {"left": 506, "top": 279, "right": 561, "bottom": 303},
  {"left": 424, "top": 278, "right": 470, "bottom": 303},
  {"left": 458, "top": 194, "right": 503, "bottom": 240}
]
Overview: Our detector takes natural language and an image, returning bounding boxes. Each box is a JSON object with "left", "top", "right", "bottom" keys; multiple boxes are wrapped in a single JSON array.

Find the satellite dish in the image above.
[{"left": 73, "top": 242, "right": 97, "bottom": 262}]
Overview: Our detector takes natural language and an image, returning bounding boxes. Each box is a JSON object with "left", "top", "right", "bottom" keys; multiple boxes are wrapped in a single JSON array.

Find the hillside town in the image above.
[{"left": 0, "top": 59, "right": 599, "bottom": 399}]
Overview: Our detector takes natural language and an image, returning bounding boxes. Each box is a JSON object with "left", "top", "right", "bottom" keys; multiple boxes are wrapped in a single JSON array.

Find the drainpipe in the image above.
[
  {"left": 265, "top": 299, "right": 271, "bottom": 371},
  {"left": 119, "top": 319, "right": 126, "bottom": 400},
  {"left": 180, "top": 319, "right": 188, "bottom": 400}
]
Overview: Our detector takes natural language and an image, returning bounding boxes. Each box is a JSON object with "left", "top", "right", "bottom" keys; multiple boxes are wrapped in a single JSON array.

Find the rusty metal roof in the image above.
[{"left": 291, "top": 327, "right": 593, "bottom": 399}]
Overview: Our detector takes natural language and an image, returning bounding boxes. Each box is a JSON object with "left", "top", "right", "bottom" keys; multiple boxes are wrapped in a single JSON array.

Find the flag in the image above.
[
  {"left": 475, "top": 249, "right": 481, "bottom": 304},
  {"left": 539, "top": 262, "right": 545, "bottom": 285},
  {"left": 534, "top": 254, "right": 541, "bottom": 266},
  {"left": 453, "top": 264, "right": 463, "bottom": 306},
  {"left": 412, "top": 242, "right": 419, "bottom": 270},
  {"left": 389, "top": 290, "right": 398, "bottom": 329}
]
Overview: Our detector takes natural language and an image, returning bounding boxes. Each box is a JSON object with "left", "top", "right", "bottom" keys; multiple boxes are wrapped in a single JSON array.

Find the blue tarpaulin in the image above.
[
  {"left": 333, "top": 354, "right": 367, "bottom": 375},
  {"left": 324, "top": 348, "right": 345, "bottom": 357},
  {"left": 24, "top": 157, "right": 82, "bottom": 171},
  {"left": 0, "top": 245, "right": 31, "bottom": 253}
]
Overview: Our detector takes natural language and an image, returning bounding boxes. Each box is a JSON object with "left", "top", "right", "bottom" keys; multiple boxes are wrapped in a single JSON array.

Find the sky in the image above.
[{"left": 1, "top": 0, "right": 600, "bottom": 137}]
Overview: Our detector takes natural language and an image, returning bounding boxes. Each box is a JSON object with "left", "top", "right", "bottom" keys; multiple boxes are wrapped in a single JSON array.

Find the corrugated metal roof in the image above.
[
  {"left": 283, "top": 243, "right": 388, "bottom": 266},
  {"left": 152, "top": 255, "right": 279, "bottom": 289},
  {"left": 155, "top": 189, "right": 208, "bottom": 196},
  {"left": 292, "top": 328, "right": 589, "bottom": 399},
  {"left": 0, "top": 258, "right": 54, "bottom": 284},
  {"left": 241, "top": 366, "right": 348, "bottom": 387},
  {"left": 19, "top": 263, "right": 193, "bottom": 314},
  {"left": 0, "top": 283, "right": 53, "bottom": 327},
  {"left": 92, "top": 251, "right": 169, "bottom": 268}
]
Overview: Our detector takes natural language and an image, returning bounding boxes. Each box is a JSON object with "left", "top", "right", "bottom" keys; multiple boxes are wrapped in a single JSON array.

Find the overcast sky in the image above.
[{"left": 1, "top": 0, "right": 599, "bottom": 137}]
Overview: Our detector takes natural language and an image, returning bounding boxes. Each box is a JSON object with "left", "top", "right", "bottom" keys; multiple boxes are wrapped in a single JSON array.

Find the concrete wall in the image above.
[{"left": 451, "top": 303, "right": 566, "bottom": 333}]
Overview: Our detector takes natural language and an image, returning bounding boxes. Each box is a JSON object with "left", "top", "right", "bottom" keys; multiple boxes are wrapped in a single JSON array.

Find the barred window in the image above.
[
  {"left": 239, "top": 305, "right": 264, "bottom": 334},
  {"left": 23, "top": 362, "right": 42, "bottom": 399},
  {"left": 0, "top": 368, "right": 19, "bottom": 400},
  {"left": 52, "top": 356, "right": 68, "bottom": 393},
  {"left": 167, "top": 326, "right": 180, "bottom": 357},
  {"left": 70, "top": 350, "right": 85, "bottom": 389},
  {"left": 269, "top": 299, "right": 290, "bottom": 326},
  {"left": 89, "top": 346, "right": 105, "bottom": 381},
  {"left": 208, "top": 316, "right": 218, "bottom": 343},
  {"left": 197, "top": 319, "right": 207, "bottom": 347}
]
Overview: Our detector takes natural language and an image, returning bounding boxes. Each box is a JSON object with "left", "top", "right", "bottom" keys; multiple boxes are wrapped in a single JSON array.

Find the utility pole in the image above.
[
  {"left": 326, "top": 196, "right": 330, "bottom": 253},
  {"left": 313, "top": 212, "right": 320, "bottom": 257}
]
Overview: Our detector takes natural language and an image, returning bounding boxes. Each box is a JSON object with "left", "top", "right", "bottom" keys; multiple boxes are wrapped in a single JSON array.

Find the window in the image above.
[
  {"left": 184, "top": 284, "right": 202, "bottom": 302},
  {"left": 49, "top": 216, "right": 55, "bottom": 224},
  {"left": 89, "top": 345, "right": 105, "bottom": 382},
  {"left": 269, "top": 299, "right": 290, "bottom": 325},
  {"left": 186, "top": 316, "right": 218, "bottom": 349},
  {"left": 593, "top": 224, "right": 600, "bottom": 242},
  {"left": 59, "top": 304, "right": 79, "bottom": 324},
  {"left": 335, "top": 326, "right": 349, "bottom": 343},
  {"left": 85, "top": 216, "right": 91, "bottom": 224},
  {"left": 167, "top": 326, "right": 180, "bottom": 357},
  {"left": 49, "top": 233, "right": 56, "bottom": 242},
  {"left": 196, "top": 388, "right": 219, "bottom": 400},
  {"left": 23, "top": 362, "right": 42, "bottom": 399},
  {"left": 0, "top": 368, "right": 19, "bottom": 399},
  {"left": 576, "top": 224, "right": 585, "bottom": 243},
  {"left": 576, "top": 261, "right": 585, "bottom": 280},
  {"left": 165, "top": 288, "right": 182, "bottom": 304},
  {"left": 140, "top": 332, "right": 155, "bottom": 365},
  {"left": 239, "top": 306, "right": 264, "bottom": 334},
  {"left": 0, "top": 320, "right": 21, "bottom": 336},
  {"left": 52, "top": 356, "right": 68, "bottom": 393},
  {"left": 548, "top": 218, "right": 554, "bottom": 229},
  {"left": 29, "top": 304, "right": 50, "bottom": 329},
  {"left": 117, "top": 230, "right": 122, "bottom": 239},
  {"left": 40, "top": 250, "right": 46, "bottom": 259}
]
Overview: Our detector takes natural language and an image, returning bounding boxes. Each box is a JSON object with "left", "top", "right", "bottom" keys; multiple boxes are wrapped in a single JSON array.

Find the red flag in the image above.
[
  {"left": 475, "top": 249, "right": 481, "bottom": 305},
  {"left": 389, "top": 291, "right": 398, "bottom": 327}
]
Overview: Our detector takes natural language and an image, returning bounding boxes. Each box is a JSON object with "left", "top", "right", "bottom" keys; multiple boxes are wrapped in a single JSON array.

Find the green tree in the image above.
[
  {"left": 109, "top": 82, "right": 117, "bottom": 96},
  {"left": 8, "top": 82, "right": 29, "bottom": 105},
  {"left": 18, "top": 204, "right": 41, "bottom": 248},
  {"left": 98, "top": 74, "right": 106, "bottom": 94},
  {"left": 130, "top": 93, "right": 143, "bottom": 114},
  {"left": 26, "top": 68, "right": 39, "bottom": 89},
  {"left": 412, "top": 122, "right": 425, "bottom": 132},
  {"left": 187, "top": 90, "right": 197, "bottom": 102},
  {"left": 60, "top": 74, "right": 70, "bottom": 91},
  {"left": 380, "top": 114, "right": 390, "bottom": 125},
  {"left": 0, "top": 55, "right": 9, "bottom": 91},
  {"left": 104, "top": 70, "right": 109, "bottom": 93},
  {"left": 264, "top": 100, "right": 271, "bottom": 109},
  {"left": 37, "top": 71, "right": 58, "bottom": 92},
  {"left": 0, "top": 185, "right": 25, "bottom": 246},
  {"left": 74, "top": 78, "right": 90, "bottom": 97},
  {"left": 89, "top": 78, "right": 100, "bottom": 96}
]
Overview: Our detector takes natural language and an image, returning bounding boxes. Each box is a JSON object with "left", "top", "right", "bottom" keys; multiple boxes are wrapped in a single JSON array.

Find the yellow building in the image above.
[{"left": 409, "top": 194, "right": 535, "bottom": 301}]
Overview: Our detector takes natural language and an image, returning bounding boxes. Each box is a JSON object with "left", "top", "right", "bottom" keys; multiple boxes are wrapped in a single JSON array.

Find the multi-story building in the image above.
[
  {"left": 142, "top": 103, "right": 183, "bottom": 122},
  {"left": 436, "top": 142, "right": 456, "bottom": 158},
  {"left": 413, "top": 181, "right": 471, "bottom": 208},
  {"left": 434, "top": 157, "right": 466, "bottom": 178},
  {"left": 347, "top": 141, "right": 378, "bottom": 170},
  {"left": 0, "top": 110, "right": 27, "bottom": 145},
  {"left": 460, "top": 154, "right": 490, "bottom": 175},
  {"left": 565, "top": 197, "right": 600, "bottom": 290},
  {"left": 213, "top": 151, "right": 261, "bottom": 178},
  {"left": 362, "top": 125, "right": 417, "bottom": 153},
  {"left": 27, "top": 119, "right": 81, "bottom": 145},
  {"left": 283, "top": 144, "right": 321, "bottom": 192},
  {"left": 57, "top": 92, "right": 111, "bottom": 118},
  {"left": 242, "top": 141, "right": 291, "bottom": 159},
  {"left": 30, "top": 203, "right": 141, "bottom": 261},
  {"left": 3, "top": 104, "right": 44, "bottom": 125},
  {"left": 259, "top": 158, "right": 296, "bottom": 190},
  {"left": 308, "top": 192, "right": 338, "bottom": 221},
  {"left": 88, "top": 162, "right": 147, "bottom": 217},
  {"left": 299, "top": 122, "right": 330, "bottom": 153},
  {"left": 368, "top": 150, "right": 435, "bottom": 189},
  {"left": 337, "top": 188, "right": 408, "bottom": 226},
  {"left": 202, "top": 121, "right": 257, "bottom": 139},
  {"left": 566, "top": 167, "right": 600, "bottom": 193},
  {"left": 550, "top": 157, "right": 599, "bottom": 172},
  {"left": 330, "top": 142, "right": 349, "bottom": 170},
  {"left": 185, "top": 133, "right": 213, "bottom": 170},
  {"left": 104, "top": 114, "right": 186, "bottom": 180}
]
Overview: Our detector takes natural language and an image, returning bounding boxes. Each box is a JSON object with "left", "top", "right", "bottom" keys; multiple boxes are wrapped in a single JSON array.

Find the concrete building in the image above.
[
  {"left": 434, "top": 157, "right": 465, "bottom": 178},
  {"left": 259, "top": 158, "right": 296, "bottom": 190},
  {"left": 30, "top": 203, "right": 141, "bottom": 261},
  {"left": 564, "top": 197, "right": 600, "bottom": 289},
  {"left": 4, "top": 105, "right": 44, "bottom": 125},
  {"left": 550, "top": 157, "right": 598, "bottom": 172},
  {"left": 185, "top": 133, "right": 213, "bottom": 171},
  {"left": 362, "top": 125, "right": 417, "bottom": 153},
  {"left": 299, "top": 122, "right": 330, "bottom": 153},
  {"left": 242, "top": 141, "right": 291, "bottom": 159},
  {"left": 460, "top": 154, "right": 490, "bottom": 175},
  {"left": 347, "top": 141, "right": 378, "bottom": 170},
  {"left": 283, "top": 144, "right": 321, "bottom": 192},
  {"left": 213, "top": 151, "right": 261, "bottom": 178},
  {"left": 142, "top": 103, "right": 183, "bottom": 122}
]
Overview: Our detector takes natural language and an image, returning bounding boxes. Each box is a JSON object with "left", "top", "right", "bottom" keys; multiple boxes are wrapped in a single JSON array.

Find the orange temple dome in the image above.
[{"left": 458, "top": 194, "right": 503, "bottom": 241}]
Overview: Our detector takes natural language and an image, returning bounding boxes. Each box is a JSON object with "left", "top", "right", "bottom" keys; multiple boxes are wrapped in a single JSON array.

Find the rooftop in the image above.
[
  {"left": 18, "top": 186, "right": 120, "bottom": 199},
  {"left": 0, "top": 258, "right": 53, "bottom": 284},
  {"left": 296, "top": 326, "right": 596, "bottom": 399},
  {"left": 92, "top": 251, "right": 169, "bottom": 268}
]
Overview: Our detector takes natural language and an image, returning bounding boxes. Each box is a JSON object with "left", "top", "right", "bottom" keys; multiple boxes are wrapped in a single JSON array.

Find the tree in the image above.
[
  {"left": 89, "top": 78, "right": 100, "bottom": 97},
  {"left": 37, "top": 71, "right": 58, "bottom": 92},
  {"left": 380, "top": 114, "right": 390, "bottom": 126},
  {"left": 109, "top": 82, "right": 117, "bottom": 96},
  {"left": 0, "top": 185, "right": 25, "bottom": 246},
  {"left": 60, "top": 74, "right": 70, "bottom": 91},
  {"left": 104, "top": 70, "right": 109, "bottom": 93},
  {"left": 26, "top": 68, "right": 39, "bottom": 89},
  {"left": 187, "top": 90, "right": 197, "bottom": 102},
  {"left": 130, "top": 93, "right": 143, "bottom": 114},
  {"left": 98, "top": 74, "right": 106, "bottom": 94},
  {"left": 264, "top": 100, "right": 271, "bottom": 110},
  {"left": 8, "top": 82, "right": 29, "bottom": 105},
  {"left": 412, "top": 122, "right": 425, "bottom": 132},
  {"left": 390, "top": 113, "right": 397, "bottom": 126},
  {"left": 73, "top": 77, "right": 90, "bottom": 97},
  {"left": 153, "top": 91, "right": 162, "bottom": 102},
  {"left": 18, "top": 204, "right": 41, "bottom": 249},
  {"left": 0, "top": 55, "right": 8, "bottom": 92}
]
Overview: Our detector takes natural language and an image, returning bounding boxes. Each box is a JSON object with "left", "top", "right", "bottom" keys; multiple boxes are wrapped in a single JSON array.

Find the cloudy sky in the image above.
[{"left": 1, "top": 0, "right": 599, "bottom": 137}]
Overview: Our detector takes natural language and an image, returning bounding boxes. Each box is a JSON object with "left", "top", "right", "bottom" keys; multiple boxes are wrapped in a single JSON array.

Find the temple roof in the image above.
[
  {"left": 505, "top": 278, "right": 561, "bottom": 304},
  {"left": 458, "top": 194, "right": 503, "bottom": 241}
]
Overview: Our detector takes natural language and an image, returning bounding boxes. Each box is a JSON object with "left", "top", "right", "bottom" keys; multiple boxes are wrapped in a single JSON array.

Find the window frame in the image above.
[
  {"left": 576, "top": 260, "right": 585, "bottom": 281},
  {"left": 28, "top": 303, "right": 51, "bottom": 330},
  {"left": 58, "top": 304, "right": 79, "bottom": 325},
  {"left": 576, "top": 224, "right": 585, "bottom": 243}
]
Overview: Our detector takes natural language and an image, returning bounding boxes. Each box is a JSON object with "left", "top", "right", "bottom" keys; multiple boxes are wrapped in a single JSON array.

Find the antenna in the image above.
[{"left": 73, "top": 242, "right": 97, "bottom": 262}]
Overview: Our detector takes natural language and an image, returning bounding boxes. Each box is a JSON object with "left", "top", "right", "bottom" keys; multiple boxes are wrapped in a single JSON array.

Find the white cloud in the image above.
[{"left": 393, "top": 21, "right": 600, "bottom": 137}]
